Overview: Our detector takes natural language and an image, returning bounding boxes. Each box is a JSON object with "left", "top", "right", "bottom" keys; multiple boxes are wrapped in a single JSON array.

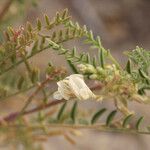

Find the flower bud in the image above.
[
  {"left": 86, "top": 64, "right": 97, "bottom": 74},
  {"left": 89, "top": 74, "right": 98, "bottom": 80},
  {"left": 78, "top": 64, "right": 96, "bottom": 74}
]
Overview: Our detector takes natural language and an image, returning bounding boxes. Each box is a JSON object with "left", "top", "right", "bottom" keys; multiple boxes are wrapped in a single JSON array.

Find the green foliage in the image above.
[
  {"left": 122, "top": 114, "right": 133, "bottom": 128},
  {"left": 126, "top": 46, "right": 150, "bottom": 72},
  {"left": 106, "top": 110, "right": 117, "bottom": 126},
  {"left": 91, "top": 108, "right": 106, "bottom": 124},
  {"left": 70, "top": 101, "right": 78, "bottom": 123},
  {"left": 136, "top": 116, "right": 144, "bottom": 130},
  {"left": 0, "top": 7, "right": 149, "bottom": 149},
  {"left": 125, "top": 59, "right": 132, "bottom": 74},
  {"left": 125, "top": 47, "right": 150, "bottom": 94},
  {"left": 99, "top": 47, "right": 105, "bottom": 68},
  {"left": 57, "top": 102, "right": 67, "bottom": 120},
  {"left": 67, "top": 60, "right": 79, "bottom": 73}
]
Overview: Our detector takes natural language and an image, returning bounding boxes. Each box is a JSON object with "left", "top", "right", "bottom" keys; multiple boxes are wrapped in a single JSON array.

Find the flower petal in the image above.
[
  {"left": 53, "top": 74, "right": 97, "bottom": 101},
  {"left": 69, "top": 74, "right": 96, "bottom": 100},
  {"left": 53, "top": 91, "right": 63, "bottom": 100}
]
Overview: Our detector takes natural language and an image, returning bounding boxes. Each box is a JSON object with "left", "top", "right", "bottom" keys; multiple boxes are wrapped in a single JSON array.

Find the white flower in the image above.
[{"left": 53, "top": 74, "right": 97, "bottom": 100}]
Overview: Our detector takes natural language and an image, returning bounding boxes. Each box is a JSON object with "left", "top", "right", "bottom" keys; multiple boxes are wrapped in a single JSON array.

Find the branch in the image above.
[
  {"left": 17, "top": 76, "right": 54, "bottom": 118},
  {"left": 30, "top": 124, "right": 149, "bottom": 135},
  {"left": 17, "top": 73, "right": 61, "bottom": 118},
  {"left": 0, "top": 0, "right": 14, "bottom": 21},
  {"left": 3, "top": 122, "right": 150, "bottom": 135},
  {"left": 2, "top": 99, "right": 65, "bottom": 124},
  {"left": 1, "top": 83, "right": 102, "bottom": 124}
]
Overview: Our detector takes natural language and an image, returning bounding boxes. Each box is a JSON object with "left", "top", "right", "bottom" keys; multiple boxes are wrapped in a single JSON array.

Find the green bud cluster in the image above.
[{"left": 78, "top": 63, "right": 120, "bottom": 81}]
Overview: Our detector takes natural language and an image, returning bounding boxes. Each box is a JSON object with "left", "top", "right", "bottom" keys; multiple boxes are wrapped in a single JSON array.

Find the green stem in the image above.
[
  {"left": 0, "top": 45, "right": 50, "bottom": 76},
  {"left": 21, "top": 53, "right": 32, "bottom": 74},
  {"left": 0, "top": 85, "right": 35, "bottom": 101},
  {"left": 108, "top": 52, "right": 121, "bottom": 69},
  {"left": 0, "top": 32, "right": 81, "bottom": 77},
  {"left": 4, "top": 123, "right": 150, "bottom": 135}
]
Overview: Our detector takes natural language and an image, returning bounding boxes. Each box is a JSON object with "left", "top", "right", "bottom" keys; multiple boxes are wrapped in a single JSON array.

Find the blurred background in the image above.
[{"left": 0, "top": 0, "right": 150, "bottom": 149}]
